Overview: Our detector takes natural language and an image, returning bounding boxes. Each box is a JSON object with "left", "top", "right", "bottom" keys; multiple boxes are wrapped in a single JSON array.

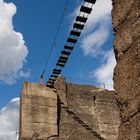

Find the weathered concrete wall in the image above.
[
  {"left": 19, "top": 82, "right": 58, "bottom": 140},
  {"left": 19, "top": 78, "right": 120, "bottom": 140},
  {"left": 112, "top": 0, "right": 140, "bottom": 139},
  {"left": 49, "top": 77, "right": 120, "bottom": 140}
]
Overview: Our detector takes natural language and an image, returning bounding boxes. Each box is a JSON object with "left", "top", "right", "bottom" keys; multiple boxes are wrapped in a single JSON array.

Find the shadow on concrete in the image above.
[{"left": 60, "top": 101, "right": 106, "bottom": 140}]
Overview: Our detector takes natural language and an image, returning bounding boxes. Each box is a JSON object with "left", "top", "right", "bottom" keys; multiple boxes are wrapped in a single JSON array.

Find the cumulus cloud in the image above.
[
  {"left": 80, "top": 0, "right": 113, "bottom": 56},
  {"left": 81, "top": 22, "right": 109, "bottom": 56},
  {"left": 0, "top": 0, "right": 29, "bottom": 84},
  {"left": 0, "top": 97, "right": 19, "bottom": 140},
  {"left": 85, "top": 0, "right": 112, "bottom": 31},
  {"left": 75, "top": 0, "right": 115, "bottom": 89},
  {"left": 90, "top": 50, "right": 116, "bottom": 90}
]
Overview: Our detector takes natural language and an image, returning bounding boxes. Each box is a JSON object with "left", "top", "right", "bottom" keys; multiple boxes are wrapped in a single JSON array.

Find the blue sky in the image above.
[
  {"left": 0, "top": 0, "right": 115, "bottom": 108},
  {"left": 0, "top": 0, "right": 115, "bottom": 139}
]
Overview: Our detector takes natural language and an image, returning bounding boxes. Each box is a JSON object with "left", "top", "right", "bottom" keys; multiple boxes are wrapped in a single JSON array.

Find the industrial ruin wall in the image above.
[
  {"left": 49, "top": 76, "right": 120, "bottom": 140},
  {"left": 19, "top": 82, "right": 58, "bottom": 140},
  {"left": 19, "top": 78, "right": 120, "bottom": 140}
]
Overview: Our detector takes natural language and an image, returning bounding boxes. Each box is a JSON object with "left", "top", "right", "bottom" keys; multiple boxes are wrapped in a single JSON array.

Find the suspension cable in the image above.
[{"left": 40, "top": 0, "right": 69, "bottom": 79}]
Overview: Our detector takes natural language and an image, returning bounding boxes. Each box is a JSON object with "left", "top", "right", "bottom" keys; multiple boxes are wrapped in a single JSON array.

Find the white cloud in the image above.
[
  {"left": 19, "top": 70, "right": 30, "bottom": 78},
  {"left": 80, "top": 0, "right": 113, "bottom": 56},
  {"left": 0, "top": 0, "right": 29, "bottom": 84},
  {"left": 75, "top": 0, "right": 116, "bottom": 89},
  {"left": 81, "top": 22, "right": 109, "bottom": 56},
  {"left": 0, "top": 97, "right": 19, "bottom": 140},
  {"left": 85, "top": 0, "right": 113, "bottom": 31},
  {"left": 90, "top": 49, "right": 116, "bottom": 90}
]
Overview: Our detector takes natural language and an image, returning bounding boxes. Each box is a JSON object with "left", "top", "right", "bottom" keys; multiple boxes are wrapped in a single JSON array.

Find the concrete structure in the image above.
[
  {"left": 19, "top": 78, "right": 120, "bottom": 140},
  {"left": 48, "top": 76, "right": 120, "bottom": 140},
  {"left": 19, "top": 82, "right": 58, "bottom": 140}
]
